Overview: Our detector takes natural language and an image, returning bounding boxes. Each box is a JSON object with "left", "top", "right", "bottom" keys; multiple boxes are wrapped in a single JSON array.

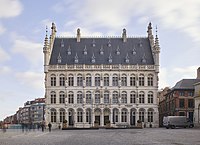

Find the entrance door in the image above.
[
  {"left": 69, "top": 110, "right": 74, "bottom": 126},
  {"left": 104, "top": 116, "right": 109, "bottom": 125},
  {"left": 130, "top": 111, "right": 136, "bottom": 126},
  {"left": 95, "top": 116, "right": 100, "bottom": 125}
]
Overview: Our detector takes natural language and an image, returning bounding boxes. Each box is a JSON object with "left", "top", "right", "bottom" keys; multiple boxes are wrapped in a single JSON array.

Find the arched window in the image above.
[
  {"left": 148, "top": 108, "right": 154, "bottom": 122},
  {"left": 51, "top": 91, "right": 56, "bottom": 104},
  {"left": 148, "top": 91, "right": 153, "bottom": 104},
  {"left": 59, "top": 91, "right": 65, "bottom": 104},
  {"left": 68, "top": 91, "right": 74, "bottom": 104},
  {"left": 77, "top": 91, "right": 83, "bottom": 104},
  {"left": 130, "top": 91, "right": 136, "bottom": 103},
  {"left": 121, "top": 91, "right": 127, "bottom": 103},
  {"left": 86, "top": 91, "right": 92, "bottom": 104},
  {"left": 59, "top": 74, "right": 65, "bottom": 86},
  {"left": 139, "top": 74, "right": 144, "bottom": 86},
  {"left": 51, "top": 108, "right": 56, "bottom": 123},
  {"left": 103, "top": 74, "right": 109, "bottom": 86},
  {"left": 104, "top": 91, "right": 109, "bottom": 104},
  {"left": 68, "top": 74, "right": 74, "bottom": 86},
  {"left": 77, "top": 109, "right": 83, "bottom": 122},
  {"left": 112, "top": 91, "right": 118, "bottom": 104},
  {"left": 95, "top": 74, "right": 100, "bottom": 86},
  {"left": 139, "top": 91, "right": 145, "bottom": 103},
  {"left": 50, "top": 74, "right": 56, "bottom": 86},
  {"left": 77, "top": 74, "right": 83, "bottom": 86},
  {"left": 113, "top": 108, "right": 119, "bottom": 123},
  {"left": 130, "top": 74, "right": 136, "bottom": 86},
  {"left": 86, "top": 108, "right": 92, "bottom": 123},
  {"left": 112, "top": 74, "right": 118, "bottom": 86},
  {"left": 86, "top": 74, "right": 92, "bottom": 86},
  {"left": 60, "top": 108, "right": 65, "bottom": 123},
  {"left": 121, "top": 109, "right": 127, "bottom": 122},
  {"left": 139, "top": 108, "right": 145, "bottom": 122},
  {"left": 148, "top": 74, "right": 153, "bottom": 86},
  {"left": 121, "top": 74, "right": 127, "bottom": 86},
  {"left": 95, "top": 91, "right": 100, "bottom": 104}
]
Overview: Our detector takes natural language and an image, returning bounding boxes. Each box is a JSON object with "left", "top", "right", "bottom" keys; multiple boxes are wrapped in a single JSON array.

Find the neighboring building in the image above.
[
  {"left": 43, "top": 22, "right": 160, "bottom": 128},
  {"left": 194, "top": 67, "right": 200, "bottom": 127}
]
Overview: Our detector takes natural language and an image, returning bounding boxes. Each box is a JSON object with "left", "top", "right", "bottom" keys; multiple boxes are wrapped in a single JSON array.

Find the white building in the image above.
[{"left": 43, "top": 22, "right": 160, "bottom": 128}]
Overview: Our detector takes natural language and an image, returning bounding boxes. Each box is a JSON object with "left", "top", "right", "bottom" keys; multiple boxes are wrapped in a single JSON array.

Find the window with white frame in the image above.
[
  {"left": 59, "top": 91, "right": 65, "bottom": 104},
  {"left": 121, "top": 109, "right": 127, "bottom": 122},
  {"left": 148, "top": 91, "right": 153, "bottom": 104},
  {"left": 51, "top": 91, "right": 56, "bottom": 104},
  {"left": 68, "top": 75, "right": 74, "bottom": 86},
  {"left": 121, "top": 74, "right": 127, "bottom": 86},
  {"left": 60, "top": 109, "right": 65, "bottom": 123},
  {"left": 86, "top": 91, "right": 92, "bottom": 104},
  {"left": 95, "top": 91, "right": 100, "bottom": 104},
  {"left": 68, "top": 92, "right": 74, "bottom": 104},
  {"left": 148, "top": 109, "right": 153, "bottom": 122},
  {"left": 59, "top": 74, "right": 65, "bottom": 86},
  {"left": 130, "top": 91, "right": 136, "bottom": 103},
  {"left": 112, "top": 91, "right": 118, "bottom": 104},
  {"left": 77, "top": 91, "right": 83, "bottom": 104},
  {"left": 139, "top": 91, "right": 145, "bottom": 103},
  {"left": 121, "top": 91, "right": 127, "bottom": 103},
  {"left": 104, "top": 91, "right": 109, "bottom": 104},
  {"left": 86, "top": 74, "right": 92, "bottom": 86},
  {"left": 77, "top": 109, "right": 83, "bottom": 122},
  {"left": 113, "top": 109, "right": 119, "bottom": 123},
  {"left": 95, "top": 74, "right": 100, "bottom": 86},
  {"left": 112, "top": 74, "right": 118, "bottom": 86},
  {"left": 148, "top": 74, "right": 153, "bottom": 86},
  {"left": 103, "top": 74, "right": 109, "bottom": 86},
  {"left": 51, "top": 74, "right": 56, "bottom": 86},
  {"left": 139, "top": 109, "right": 145, "bottom": 122},
  {"left": 130, "top": 74, "right": 136, "bottom": 86},
  {"left": 77, "top": 74, "right": 83, "bottom": 86},
  {"left": 139, "top": 74, "right": 144, "bottom": 86},
  {"left": 51, "top": 109, "right": 56, "bottom": 123}
]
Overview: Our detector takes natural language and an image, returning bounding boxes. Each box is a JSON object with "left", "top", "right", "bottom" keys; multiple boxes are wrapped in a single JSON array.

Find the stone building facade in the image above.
[{"left": 43, "top": 22, "right": 160, "bottom": 128}]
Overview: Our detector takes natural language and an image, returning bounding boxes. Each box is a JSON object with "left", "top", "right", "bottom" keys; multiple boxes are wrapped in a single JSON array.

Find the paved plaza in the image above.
[{"left": 1, "top": 128, "right": 200, "bottom": 145}]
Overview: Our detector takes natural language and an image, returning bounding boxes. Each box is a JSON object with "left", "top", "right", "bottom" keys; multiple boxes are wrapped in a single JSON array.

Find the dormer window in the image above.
[
  {"left": 75, "top": 53, "right": 78, "bottom": 63},
  {"left": 109, "top": 53, "right": 112, "bottom": 63},
  {"left": 142, "top": 54, "right": 146, "bottom": 63},
  {"left": 92, "top": 39, "right": 96, "bottom": 47},
  {"left": 116, "top": 46, "right": 120, "bottom": 55},
  {"left": 57, "top": 53, "right": 62, "bottom": 63},
  {"left": 139, "top": 39, "right": 143, "bottom": 47},
  {"left": 91, "top": 53, "right": 95, "bottom": 63},
  {"left": 108, "top": 39, "right": 111, "bottom": 47},
  {"left": 84, "top": 45, "right": 87, "bottom": 55},
  {"left": 100, "top": 45, "right": 104, "bottom": 55},
  {"left": 125, "top": 53, "right": 129, "bottom": 63},
  {"left": 67, "top": 45, "right": 71, "bottom": 55},
  {"left": 132, "top": 46, "right": 136, "bottom": 55},
  {"left": 61, "top": 39, "right": 64, "bottom": 48}
]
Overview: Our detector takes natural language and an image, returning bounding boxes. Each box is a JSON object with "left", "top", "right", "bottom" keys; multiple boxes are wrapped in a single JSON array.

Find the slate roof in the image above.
[
  {"left": 172, "top": 79, "right": 200, "bottom": 90},
  {"left": 49, "top": 37, "right": 154, "bottom": 65}
]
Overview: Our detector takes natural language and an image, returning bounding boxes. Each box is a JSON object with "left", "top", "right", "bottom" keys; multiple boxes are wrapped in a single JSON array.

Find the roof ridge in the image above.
[{"left": 55, "top": 36, "right": 147, "bottom": 38}]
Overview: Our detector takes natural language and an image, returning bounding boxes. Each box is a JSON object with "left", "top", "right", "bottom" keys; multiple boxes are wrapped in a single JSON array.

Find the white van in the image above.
[{"left": 163, "top": 116, "right": 194, "bottom": 129}]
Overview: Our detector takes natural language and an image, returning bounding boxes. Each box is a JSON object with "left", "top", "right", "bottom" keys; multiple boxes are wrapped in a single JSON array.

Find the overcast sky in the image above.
[{"left": 0, "top": 0, "right": 199, "bottom": 120}]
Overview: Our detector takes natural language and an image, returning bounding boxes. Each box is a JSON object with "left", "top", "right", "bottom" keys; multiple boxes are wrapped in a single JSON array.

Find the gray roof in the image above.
[
  {"left": 172, "top": 79, "right": 200, "bottom": 90},
  {"left": 49, "top": 37, "right": 154, "bottom": 65}
]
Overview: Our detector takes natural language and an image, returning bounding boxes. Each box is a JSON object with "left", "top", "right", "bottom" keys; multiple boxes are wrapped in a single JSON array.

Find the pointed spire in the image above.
[
  {"left": 51, "top": 22, "right": 57, "bottom": 34},
  {"left": 91, "top": 53, "right": 95, "bottom": 63},
  {"left": 125, "top": 53, "right": 129, "bottom": 63},
  {"left": 100, "top": 45, "right": 104, "bottom": 55},
  {"left": 122, "top": 28, "right": 127, "bottom": 42},
  {"left": 147, "top": 22, "right": 152, "bottom": 36},
  {"left": 116, "top": 45, "right": 120, "bottom": 55},
  {"left": 57, "top": 53, "right": 61, "bottom": 63},
  {"left": 43, "top": 26, "right": 49, "bottom": 52},
  {"left": 155, "top": 26, "right": 160, "bottom": 48},
  {"left": 77, "top": 28, "right": 81, "bottom": 42}
]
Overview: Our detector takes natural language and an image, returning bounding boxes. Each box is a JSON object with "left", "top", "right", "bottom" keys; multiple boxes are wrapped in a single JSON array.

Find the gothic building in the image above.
[{"left": 43, "top": 22, "right": 160, "bottom": 128}]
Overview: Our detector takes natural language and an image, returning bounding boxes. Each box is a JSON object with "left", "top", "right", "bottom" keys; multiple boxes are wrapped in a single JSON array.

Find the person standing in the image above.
[{"left": 48, "top": 123, "right": 52, "bottom": 132}]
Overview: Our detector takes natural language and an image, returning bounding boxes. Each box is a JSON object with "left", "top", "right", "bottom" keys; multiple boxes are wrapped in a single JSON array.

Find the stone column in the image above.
[
  {"left": 118, "top": 109, "right": 121, "bottom": 123},
  {"left": 101, "top": 111, "right": 104, "bottom": 127},
  {"left": 127, "top": 110, "right": 130, "bottom": 125},
  {"left": 110, "top": 109, "right": 113, "bottom": 124}
]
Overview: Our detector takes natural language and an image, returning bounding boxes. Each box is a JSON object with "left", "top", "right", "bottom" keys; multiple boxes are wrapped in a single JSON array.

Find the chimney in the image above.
[
  {"left": 77, "top": 28, "right": 81, "bottom": 42},
  {"left": 122, "top": 28, "right": 127, "bottom": 42},
  {"left": 197, "top": 67, "right": 200, "bottom": 79}
]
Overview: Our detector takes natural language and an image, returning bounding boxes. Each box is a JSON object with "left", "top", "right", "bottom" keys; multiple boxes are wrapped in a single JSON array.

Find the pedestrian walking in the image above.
[{"left": 48, "top": 122, "right": 52, "bottom": 132}]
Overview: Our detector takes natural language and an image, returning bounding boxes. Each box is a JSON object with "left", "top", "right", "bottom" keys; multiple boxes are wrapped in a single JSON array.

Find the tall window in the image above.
[
  {"left": 86, "top": 74, "right": 92, "bottom": 86},
  {"left": 188, "top": 99, "right": 194, "bottom": 108},
  {"left": 77, "top": 91, "right": 83, "bottom": 104},
  {"left": 68, "top": 75, "right": 74, "bottom": 86},
  {"left": 130, "top": 91, "right": 136, "bottom": 103},
  {"left": 86, "top": 109, "right": 91, "bottom": 123},
  {"left": 59, "top": 74, "right": 65, "bottom": 86},
  {"left": 121, "top": 74, "right": 127, "bottom": 86},
  {"left": 113, "top": 109, "right": 119, "bottom": 123},
  {"left": 86, "top": 91, "right": 92, "bottom": 104},
  {"left": 139, "top": 92, "right": 145, "bottom": 103},
  {"left": 51, "top": 109, "right": 56, "bottom": 123},
  {"left": 77, "top": 109, "right": 83, "bottom": 122},
  {"left": 139, "top": 74, "right": 144, "bottom": 86},
  {"left": 148, "top": 109, "right": 153, "bottom": 122},
  {"left": 130, "top": 74, "right": 136, "bottom": 86},
  {"left": 104, "top": 91, "right": 109, "bottom": 104},
  {"left": 121, "top": 109, "right": 127, "bottom": 122},
  {"left": 59, "top": 91, "right": 65, "bottom": 104},
  {"left": 51, "top": 74, "right": 56, "bottom": 86},
  {"left": 147, "top": 74, "right": 153, "bottom": 86},
  {"left": 139, "top": 109, "right": 145, "bottom": 122},
  {"left": 95, "top": 74, "right": 101, "bottom": 86},
  {"left": 112, "top": 74, "right": 118, "bottom": 86},
  {"left": 77, "top": 74, "right": 83, "bottom": 86},
  {"left": 112, "top": 91, "right": 118, "bottom": 104},
  {"left": 51, "top": 91, "right": 56, "bottom": 104},
  {"left": 148, "top": 92, "right": 153, "bottom": 104},
  {"left": 95, "top": 91, "right": 100, "bottom": 104},
  {"left": 103, "top": 74, "right": 109, "bottom": 86},
  {"left": 179, "top": 99, "right": 185, "bottom": 108},
  {"left": 60, "top": 109, "right": 65, "bottom": 123},
  {"left": 121, "top": 91, "right": 127, "bottom": 103},
  {"left": 68, "top": 92, "right": 74, "bottom": 104}
]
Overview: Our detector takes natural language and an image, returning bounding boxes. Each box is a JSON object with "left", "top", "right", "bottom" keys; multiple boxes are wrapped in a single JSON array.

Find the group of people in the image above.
[{"left": 21, "top": 122, "right": 52, "bottom": 132}]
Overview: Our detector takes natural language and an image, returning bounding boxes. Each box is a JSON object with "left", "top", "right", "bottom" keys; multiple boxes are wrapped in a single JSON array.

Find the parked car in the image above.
[{"left": 163, "top": 116, "right": 194, "bottom": 129}]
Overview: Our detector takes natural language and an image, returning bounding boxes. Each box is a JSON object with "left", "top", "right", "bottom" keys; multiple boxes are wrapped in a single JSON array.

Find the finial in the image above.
[
  {"left": 45, "top": 26, "right": 48, "bottom": 36},
  {"left": 122, "top": 28, "right": 127, "bottom": 42},
  {"left": 156, "top": 25, "right": 158, "bottom": 38},
  {"left": 77, "top": 28, "right": 81, "bottom": 42}
]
